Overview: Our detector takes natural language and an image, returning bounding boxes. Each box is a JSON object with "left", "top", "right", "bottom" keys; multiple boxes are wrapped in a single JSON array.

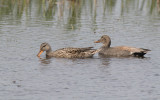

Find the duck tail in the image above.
[
  {"left": 140, "top": 48, "right": 151, "bottom": 52},
  {"left": 133, "top": 48, "right": 151, "bottom": 57}
]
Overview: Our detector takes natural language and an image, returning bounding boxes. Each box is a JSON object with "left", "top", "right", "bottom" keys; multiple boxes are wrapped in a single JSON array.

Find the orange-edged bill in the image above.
[
  {"left": 37, "top": 50, "right": 43, "bottom": 57},
  {"left": 94, "top": 40, "right": 100, "bottom": 43}
]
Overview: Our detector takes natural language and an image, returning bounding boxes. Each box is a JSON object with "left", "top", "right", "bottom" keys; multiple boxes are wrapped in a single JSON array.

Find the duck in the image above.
[
  {"left": 94, "top": 35, "right": 150, "bottom": 57},
  {"left": 37, "top": 42, "right": 99, "bottom": 58}
]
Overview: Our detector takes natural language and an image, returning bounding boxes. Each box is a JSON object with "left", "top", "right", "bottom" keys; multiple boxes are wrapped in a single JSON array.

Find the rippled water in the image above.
[{"left": 0, "top": 0, "right": 160, "bottom": 100}]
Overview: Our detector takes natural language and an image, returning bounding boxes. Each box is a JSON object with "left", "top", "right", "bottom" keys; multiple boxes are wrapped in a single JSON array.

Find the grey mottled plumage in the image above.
[{"left": 37, "top": 43, "right": 99, "bottom": 58}]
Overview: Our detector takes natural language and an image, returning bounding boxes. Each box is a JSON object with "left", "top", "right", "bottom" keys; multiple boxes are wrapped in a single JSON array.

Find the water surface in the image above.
[{"left": 0, "top": 0, "right": 160, "bottom": 100}]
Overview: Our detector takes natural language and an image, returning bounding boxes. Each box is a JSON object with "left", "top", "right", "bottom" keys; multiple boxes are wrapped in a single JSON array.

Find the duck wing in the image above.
[
  {"left": 52, "top": 47, "right": 99, "bottom": 58},
  {"left": 57, "top": 47, "right": 94, "bottom": 53},
  {"left": 117, "top": 46, "right": 151, "bottom": 57}
]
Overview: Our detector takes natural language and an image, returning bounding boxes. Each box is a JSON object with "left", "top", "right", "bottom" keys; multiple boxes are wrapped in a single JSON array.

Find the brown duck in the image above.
[
  {"left": 94, "top": 35, "right": 150, "bottom": 57},
  {"left": 37, "top": 43, "right": 99, "bottom": 58}
]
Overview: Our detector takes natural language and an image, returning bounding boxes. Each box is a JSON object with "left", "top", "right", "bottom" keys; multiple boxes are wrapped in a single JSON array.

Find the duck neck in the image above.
[
  {"left": 46, "top": 48, "right": 52, "bottom": 55},
  {"left": 102, "top": 41, "right": 111, "bottom": 49}
]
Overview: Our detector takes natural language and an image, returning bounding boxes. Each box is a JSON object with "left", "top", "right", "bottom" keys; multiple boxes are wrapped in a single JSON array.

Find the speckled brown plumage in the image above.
[
  {"left": 95, "top": 35, "right": 150, "bottom": 57},
  {"left": 37, "top": 43, "right": 99, "bottom": 58}
]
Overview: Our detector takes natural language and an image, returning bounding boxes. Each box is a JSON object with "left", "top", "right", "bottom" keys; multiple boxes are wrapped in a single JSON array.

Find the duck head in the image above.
[
  {"left": 94, "top": 35, "right": 111, "bottom": 48},
  {"left": 37, "top": 42, "right": 52, "bottom": 57}
]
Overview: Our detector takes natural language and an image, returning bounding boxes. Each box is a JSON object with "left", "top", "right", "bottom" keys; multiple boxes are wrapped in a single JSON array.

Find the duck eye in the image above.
[
  {"left": 43, "top": 44, "right": 47, "bottom": 47},
  {"left": 41, "top": 44, "right": 47, "bottom": 49}
]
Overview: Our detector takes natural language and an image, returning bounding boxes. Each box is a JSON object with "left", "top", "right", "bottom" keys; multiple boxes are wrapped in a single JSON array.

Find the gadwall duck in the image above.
[
  {"left": 94, "top": 35, "right": 150, "bottom": 57},
  {"left": 37, "top": 43, "right": 99, "bottom": 58}
]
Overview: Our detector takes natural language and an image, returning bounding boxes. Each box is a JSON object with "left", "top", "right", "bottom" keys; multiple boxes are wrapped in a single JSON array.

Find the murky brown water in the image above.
[{"left": 0, "top": 0, "right": 160, "bottom": 100}]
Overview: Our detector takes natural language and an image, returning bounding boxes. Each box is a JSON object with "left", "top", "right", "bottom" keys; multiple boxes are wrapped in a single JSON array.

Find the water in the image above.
[{"left": 0, "top": 0, "right": 160, "bottom": 100}]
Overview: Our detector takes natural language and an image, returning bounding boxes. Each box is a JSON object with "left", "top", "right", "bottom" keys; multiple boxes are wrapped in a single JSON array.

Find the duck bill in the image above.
[
  {"left": 37, "top": 50, "right": 43, "bottom": 57},
  {"left": 94, "top": 40, "right": 101, "bottom": 43}
]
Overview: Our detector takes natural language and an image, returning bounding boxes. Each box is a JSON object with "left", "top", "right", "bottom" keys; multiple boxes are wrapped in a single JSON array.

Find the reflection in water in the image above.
[
  {"left": 0, "top": 0, "right": 159, "bottom": 30},
  {"left": 0, "top": 1, "right": 160, "bottom": 100},
  {"left": 39, "top": 57, "right": 52, "bottom": 65},
  {"left": 97, "top": 57, "right": 111, "bottom": 76},
  {"left": 0, "top": 0, "right": 30, "bottom": 20},
  {"left": 99, "top": 57, "right": 110, "bottom": 66},
  {"left": 158, "top": 0, "right": 160, "bottom": 12}
]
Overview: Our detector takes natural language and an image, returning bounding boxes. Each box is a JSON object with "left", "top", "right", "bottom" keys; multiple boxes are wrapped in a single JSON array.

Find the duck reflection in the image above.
[
  {"left": 98, "top": 55, "right": 111, "bottom": 66},
  {"left": 39, "top": 56, "right": 52, "bottom": 65}
]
